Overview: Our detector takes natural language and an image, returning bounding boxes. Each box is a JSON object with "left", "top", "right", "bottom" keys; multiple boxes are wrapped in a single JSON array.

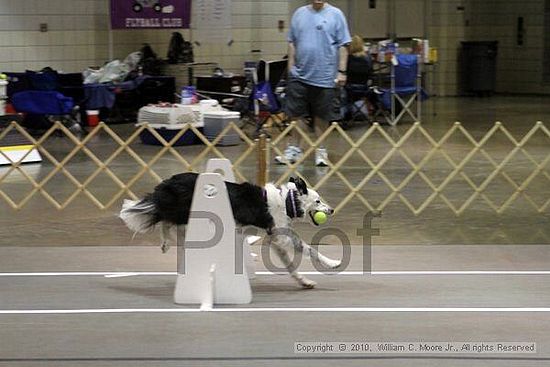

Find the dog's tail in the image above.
[{"left": 119, "top": 199, "right": 156, "bottom": 235}]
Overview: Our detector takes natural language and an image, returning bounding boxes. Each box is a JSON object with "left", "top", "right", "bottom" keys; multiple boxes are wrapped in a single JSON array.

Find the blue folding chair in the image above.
[
  {"left": 379, "top": 54, "right": 428, "bottom": 125},
  {"left": 12, "top": 90, "right": 74, "bottom": 115},
  {"left": 12, "top": 90, "right": 82, "bottom": 135},
  {"left": 8, "top": 70, "right": 84, "bottom": 135}
]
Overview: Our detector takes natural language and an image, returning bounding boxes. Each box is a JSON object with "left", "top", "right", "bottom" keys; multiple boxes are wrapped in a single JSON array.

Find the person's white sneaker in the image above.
[
  {"left": 274, "top": 145, "right": 302, "bottom": 164},
  {"left": 315, "top": 147, "right": 329, "bottom": 167}
]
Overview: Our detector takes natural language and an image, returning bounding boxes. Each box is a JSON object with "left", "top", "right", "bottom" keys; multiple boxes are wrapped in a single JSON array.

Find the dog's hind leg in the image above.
[
  {"left": 299, "top": 240, "right": 341, "bottom": 269},
  {"left": 160, "top": 222, "right": 172, "bottom": 253},
  {"left": 271, "top": 239, "right": 316, "bottom": 289}
]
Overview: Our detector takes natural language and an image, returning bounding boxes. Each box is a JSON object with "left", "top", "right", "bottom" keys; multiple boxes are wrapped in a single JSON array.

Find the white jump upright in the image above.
[
  {"left": 205, "top": 158, "right": 236, "bottom": 181},
  {"left": 204, "top": 158, "right": 257, "bottom": 280},
  {"left": 174, "top": 170, "right": 252, "bottom": 306}
]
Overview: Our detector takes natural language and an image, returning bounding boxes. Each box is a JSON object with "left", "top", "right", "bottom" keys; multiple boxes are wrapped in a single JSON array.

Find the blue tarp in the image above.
[{"left": 12, "top": 90, "right": 74, "bottom": 115}]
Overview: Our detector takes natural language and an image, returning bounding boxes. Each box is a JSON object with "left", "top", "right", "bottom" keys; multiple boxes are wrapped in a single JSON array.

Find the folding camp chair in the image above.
[
  {"left": 343, "top": 54, "right": 374, "bottom": 124},
  {"left": 9, "top": 70, "right": 83, "bottom": 135},
  {"left": 12, "top": 90, "right": 83, "bottom": 135},
  {"left": 222, "top": 59, "right": 288, "bottom": 137},
  {"left": 379, "top": 54, "right": 427, "bottom": 125},
  {"left": 254, "top": 59, "right": 289, "bottom": 134}
]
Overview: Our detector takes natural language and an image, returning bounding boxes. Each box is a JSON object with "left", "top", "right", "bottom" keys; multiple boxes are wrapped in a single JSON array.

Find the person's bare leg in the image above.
[
  {"left": 313, "top": 117, "right": 330, "bottom": 166},
  {"left": 274, "top": 117, "right": 303, "bottom": 164},
  {"left": 276, "top": 116, "right": 330, "bottom": 165},
  {"left": 290, "top": 117, "right": 330, "bottom": 165},
  {"left": 313, "top": 116, "right": 326, "bottom": 140},
  {"left": 289, "top": 117, "right": 302, "bottom": 147}
]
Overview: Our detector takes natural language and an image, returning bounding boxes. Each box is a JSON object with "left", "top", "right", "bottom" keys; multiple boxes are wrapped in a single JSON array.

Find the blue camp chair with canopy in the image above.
[{"left": 379, "top": 54, "right": 428, "bottom": 125}]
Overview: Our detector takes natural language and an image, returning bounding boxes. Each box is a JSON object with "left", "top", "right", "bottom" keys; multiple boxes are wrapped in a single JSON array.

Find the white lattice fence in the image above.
[
  {"left": 0, "top": 121, "right": 256, "bottom": 210},
  {"left": 270, "top": 121, "right": 550, "bottom": 215},
  {"left": 1, "top": 120, "right": 549, "bottom": 214}
]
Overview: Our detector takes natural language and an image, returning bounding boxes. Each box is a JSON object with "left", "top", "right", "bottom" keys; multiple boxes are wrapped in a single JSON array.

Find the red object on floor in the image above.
[
  {"left": 5, "top": 103, "right": 15, "bottom": 114},
  {"left": 86, "top": 110, "right": 100, "bottom": 127}
]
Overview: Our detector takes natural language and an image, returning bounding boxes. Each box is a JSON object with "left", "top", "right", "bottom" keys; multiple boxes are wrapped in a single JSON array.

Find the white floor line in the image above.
[
  {"left": 1, "top": 271, "right": 550, "bottom": 278},
  {"left": 0, "top": 272, "right": 175, "bottom": 277},
  {"left": 2, "top": 307, "right": 550, "bottom": 315},
  {"left": 260, "top": 271, "right": 550, "bottom": 276}
]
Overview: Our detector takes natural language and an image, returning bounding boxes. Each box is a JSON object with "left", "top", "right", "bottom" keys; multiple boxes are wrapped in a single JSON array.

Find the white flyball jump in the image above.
[
  {"left": 204, "top": 159, "right": 257, "bottom": 280},
  {"left": 174, "top": 159, "right": 254, "bottom": 307}
]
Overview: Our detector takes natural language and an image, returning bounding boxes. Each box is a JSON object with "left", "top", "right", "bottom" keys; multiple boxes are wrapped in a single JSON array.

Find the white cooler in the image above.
[
  {"left": 203, "top": 111, "right": 241, "bottom": 146},
  {"left": 0, "top": 79, "right": 8, "bottom": 116}
]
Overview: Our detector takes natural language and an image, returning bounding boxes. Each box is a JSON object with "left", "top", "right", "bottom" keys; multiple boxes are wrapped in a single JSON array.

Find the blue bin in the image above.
[{"left": 139, "top": 126, "right": 203, "bottom": 146}]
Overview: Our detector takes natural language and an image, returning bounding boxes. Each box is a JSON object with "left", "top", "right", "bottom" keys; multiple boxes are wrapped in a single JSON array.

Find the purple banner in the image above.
[{"left": 110, "top": 0, "right": 191, "bottom": 29}]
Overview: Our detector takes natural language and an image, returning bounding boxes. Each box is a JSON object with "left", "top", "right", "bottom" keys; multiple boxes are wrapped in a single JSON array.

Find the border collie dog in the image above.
[{"left": 120, "top": 173, "right": 340, "bottom": 288}]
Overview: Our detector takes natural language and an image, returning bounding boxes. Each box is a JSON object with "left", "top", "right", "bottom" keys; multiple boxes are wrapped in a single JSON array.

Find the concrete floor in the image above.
[
  {"left": 1, "top": 95, "right": 550, "bottom": 366},
  {"left": 1, "top": 245, "right": 550, "bottom": 366}
]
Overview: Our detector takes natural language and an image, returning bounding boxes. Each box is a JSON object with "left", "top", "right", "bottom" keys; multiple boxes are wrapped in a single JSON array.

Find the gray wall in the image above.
[
  {"left": 429, "top": 0, "right": 549, "bottom": 95},
  {"left": 0, "top": 0, "right": 291, "bottom": 75},
  {"left": 0, "top": 0, "right": 110, "bottom": 73},
  {"left": 464, "top": 0, "right": 550, "bottom": 94}
]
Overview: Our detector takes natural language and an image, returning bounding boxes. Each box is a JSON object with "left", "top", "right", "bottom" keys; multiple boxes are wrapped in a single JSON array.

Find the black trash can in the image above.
[{"left": 461, "top": 41, "right": 498, "bottom": 96}]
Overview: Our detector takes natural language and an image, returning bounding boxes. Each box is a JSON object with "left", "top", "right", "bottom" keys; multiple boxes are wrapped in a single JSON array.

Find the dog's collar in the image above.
[
  {"left": 263, "top": 186, "right": 302, "bottom": 218},
  {"left": 285, "top": 189, "right": 301, "bottom": 218}
]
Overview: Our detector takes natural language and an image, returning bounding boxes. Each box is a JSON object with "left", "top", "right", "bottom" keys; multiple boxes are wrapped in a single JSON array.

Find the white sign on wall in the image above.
[{"left": 193, "top": 0, "right": 233, "bottom": 43}]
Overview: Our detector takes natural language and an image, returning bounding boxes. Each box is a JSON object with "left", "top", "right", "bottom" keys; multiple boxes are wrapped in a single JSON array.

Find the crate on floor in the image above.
[{"left": 203, "top": 111, "right": 241, "bottom": 146}]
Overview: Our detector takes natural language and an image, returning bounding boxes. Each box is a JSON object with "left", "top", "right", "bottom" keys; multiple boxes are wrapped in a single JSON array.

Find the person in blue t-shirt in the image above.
[{"left": 275, "top": 0, "right": 351, "bottom": 167}]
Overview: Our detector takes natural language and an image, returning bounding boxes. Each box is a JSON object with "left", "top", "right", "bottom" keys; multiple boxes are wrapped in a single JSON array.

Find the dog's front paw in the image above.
[
  {"left": 299, "top": 277, "right": 317, "bottom": 289},
  {"left": 161, "top": 242, "right": 170, "bottom": 253}
]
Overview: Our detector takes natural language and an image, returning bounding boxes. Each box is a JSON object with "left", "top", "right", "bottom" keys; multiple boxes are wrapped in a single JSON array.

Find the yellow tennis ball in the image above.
[{"left": 313, "top": 211, "right": 328, "bottom": 225}]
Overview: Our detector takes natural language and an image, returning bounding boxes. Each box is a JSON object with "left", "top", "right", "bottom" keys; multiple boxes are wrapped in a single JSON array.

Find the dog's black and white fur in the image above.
[{"left": 119, "top": 173, "right": 340, "bottom": 288}]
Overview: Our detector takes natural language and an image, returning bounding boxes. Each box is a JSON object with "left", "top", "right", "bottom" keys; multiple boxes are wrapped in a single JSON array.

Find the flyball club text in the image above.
[{"left": 125, "top": 18, "right": 183, "bottom": 28}]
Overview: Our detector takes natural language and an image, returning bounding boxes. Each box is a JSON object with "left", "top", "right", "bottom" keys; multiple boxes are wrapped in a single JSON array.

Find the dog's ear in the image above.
[
  {"left": 289, "top": 177, "right": 296, "bottom": 184},
  {"left": 295, "top": 177, "right": 308, "bottom": 195}
]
